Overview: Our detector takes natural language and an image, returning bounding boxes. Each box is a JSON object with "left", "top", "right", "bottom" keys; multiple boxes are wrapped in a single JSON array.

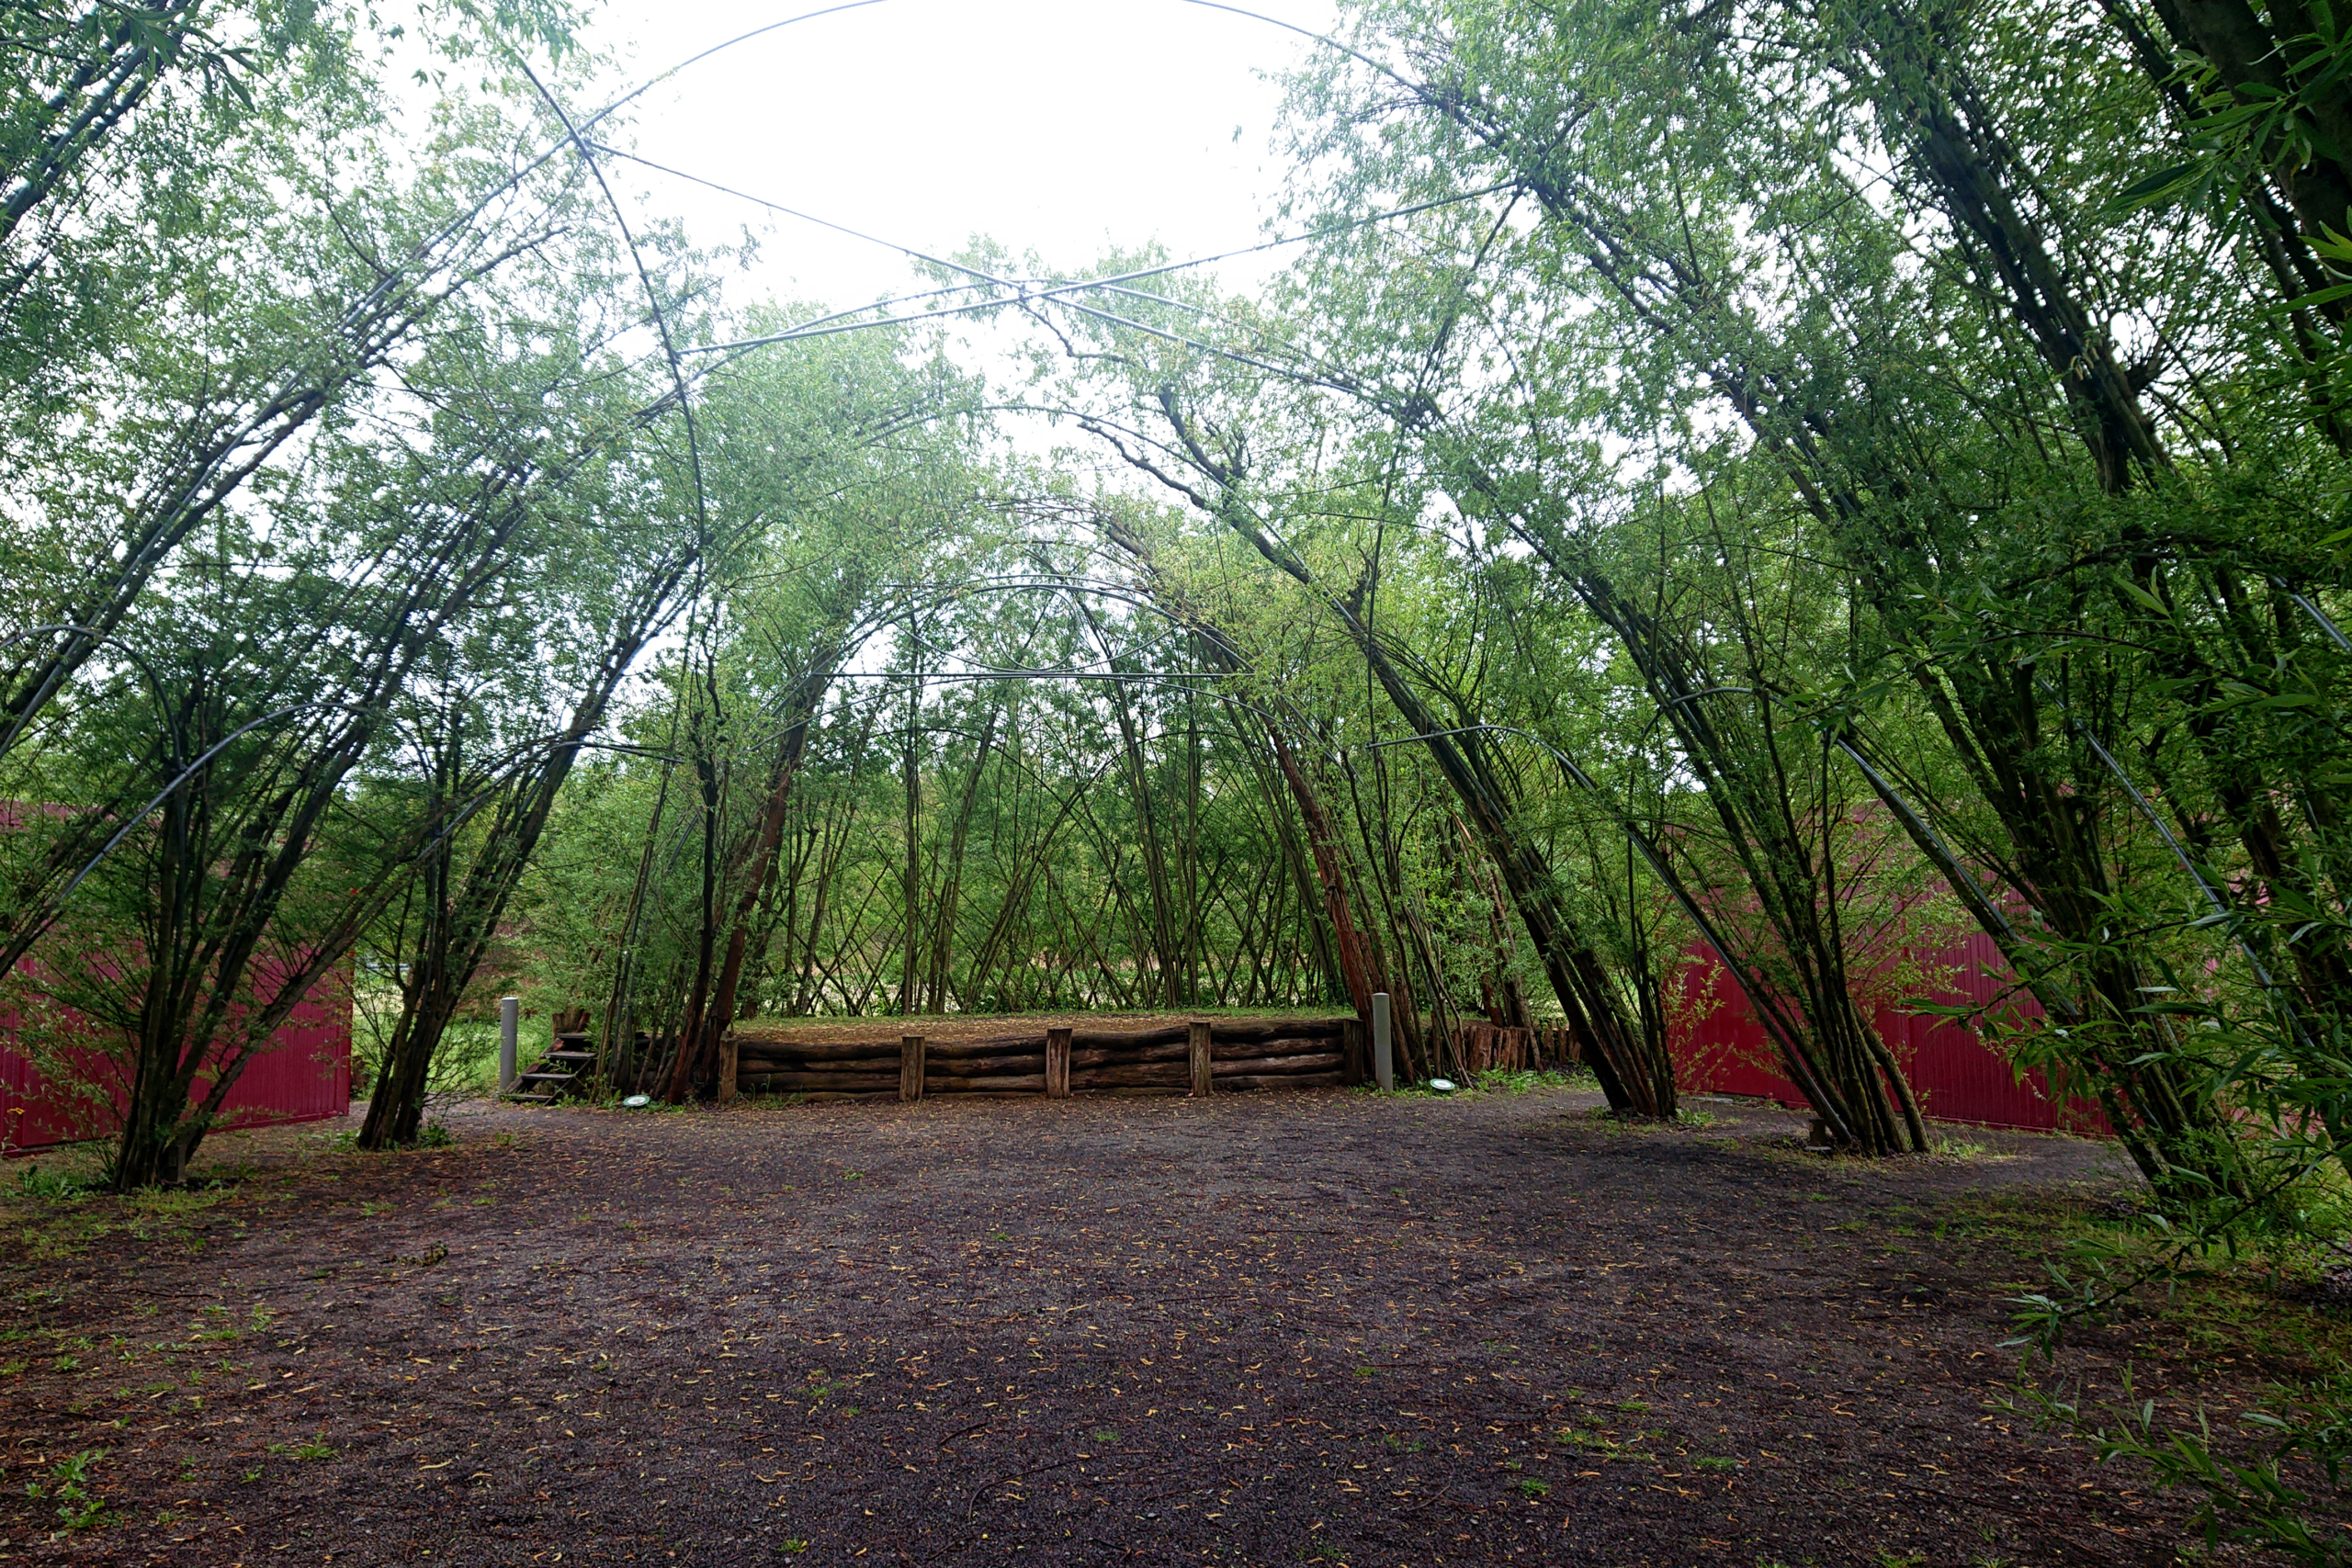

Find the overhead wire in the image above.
[{"left": 610, "top": 138, "right": 1512, "bottom": 363}]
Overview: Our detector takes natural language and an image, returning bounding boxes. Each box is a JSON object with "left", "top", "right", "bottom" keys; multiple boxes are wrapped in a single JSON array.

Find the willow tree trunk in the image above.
[{"left": 676, "top": 651, "right": 844, "bottom": 1093}]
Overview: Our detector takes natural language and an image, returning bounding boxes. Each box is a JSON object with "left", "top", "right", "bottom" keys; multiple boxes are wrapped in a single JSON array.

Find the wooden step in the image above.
[
  {"left": 518, "top": 1070, "right": 576, "bottom": 1084},
  {"left": 547, "top": 1050, "right": 594, "bottom": 1063},
  {"left": 502, "top": 1091, "right": 557, "bottom": 1104}
]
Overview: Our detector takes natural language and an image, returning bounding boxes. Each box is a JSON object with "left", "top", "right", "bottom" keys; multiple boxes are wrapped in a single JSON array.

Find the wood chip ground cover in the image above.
[{"left": 0, "top": 1086, "right": 2324, "bottom": 1564}]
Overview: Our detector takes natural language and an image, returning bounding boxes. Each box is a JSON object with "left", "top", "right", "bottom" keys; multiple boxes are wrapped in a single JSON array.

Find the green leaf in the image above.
[{"left": 2110, "top": 162, "right": 2199, "bottom": 210}]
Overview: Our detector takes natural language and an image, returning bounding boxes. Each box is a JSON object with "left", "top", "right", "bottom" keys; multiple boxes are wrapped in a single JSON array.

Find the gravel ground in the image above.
[{"left": 0, "top": 1082, "right": 2268, "bottom": 1566}]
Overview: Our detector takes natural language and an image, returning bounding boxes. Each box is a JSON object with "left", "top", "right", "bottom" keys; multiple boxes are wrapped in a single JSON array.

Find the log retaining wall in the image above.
[{"left": 722, "top": 1015, "right": 1364, "bottom": 1103}]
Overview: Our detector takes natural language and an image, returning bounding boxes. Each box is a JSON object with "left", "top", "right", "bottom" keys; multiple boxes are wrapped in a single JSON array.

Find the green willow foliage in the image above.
[
  {"left": 1229, "top": 0, "right": 2352, "bottom": 1550},
  {"left": 0, "top": 0, "right": 681, "bottom": 1186}
]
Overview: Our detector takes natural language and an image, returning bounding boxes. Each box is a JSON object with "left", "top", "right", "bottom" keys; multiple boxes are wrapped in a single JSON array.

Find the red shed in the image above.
[
  {"left": 2, "top": 961, "right": 353, "bottom": 1156},
  {"left": 1668, "top": 930, "right": 2109, "bottom": 1136}
]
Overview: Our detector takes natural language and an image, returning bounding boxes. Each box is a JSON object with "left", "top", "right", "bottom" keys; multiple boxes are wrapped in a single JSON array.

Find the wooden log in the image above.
[
  {"left": 927, "top": 1050, "right": 1046, "bottom": 1077},
  {"left": 739, "top": 1056, "right": 899, "bottom": 1075},
  {"left": 1069, "top": 1023, "right": 1191, "bottom": 1048},
  {"left": 1216, "top": 1071, "right": 1346, "bottom": 1092},
  {"left": 741, "top": 1034, "right": 1046, "bottom": 1065},
  {"left": 1209, "top": 1017, "right": 1344, "bottom": 1044},
  {"left": 1046, "top": 1026, "right": 1071, "bottom": 1099},
  {"left": 787, "top": 1089, "right": 900, "bottom": 1103},
  {"left": 1340, "top": 1018, "right": 1367, "bottom": 1086},
  {"left": 1068, "top": 1064, "right": 1190, "bottom": 1089},
  {"left": 1209, "top": 1035, "right": 1342, "bottom": 1062},
  {"left": 719, "top": 1034, "right": 739, "bottom": 1104},
  {"left": 1188, "top": 1020, "right": 1212, "bottom": 1098},
  {"left": 1211, "top": 1051, "right": 1344, "bottom": 1077},
  {"left": 1069, "top": 1058, "right": 1190, "bottom": 1082},
  {"left": 1069, "top": 1041, "right": 1191, "bottom": 1070},
  {"left": 1075, "top": 1085, "right": 1190, "bottom": 1097},
  {"left": 926, "top": 1075, "right": 1047, "bottom": 1094},
  {"left": 741, "top": 1071, "right": 901, "bottom": 1091},
  {"left": 736, "top": 1055, "right": 899, "bottom": 1076},
  {"left": 736, "top": 1040, "right": 901, "bottom": 1064},
  {"left": 741, "top": 1060, "right": 898, "bottom": 1080},
  {"left": 900, "top": 1034, "right": 925, "bottom": 1102},
  {"left": 923, "top": 1032, "right": 1050, "bottom": 1059},
  {"left": 743, "top": 1065, "right": 899, "bottom": 1085}
]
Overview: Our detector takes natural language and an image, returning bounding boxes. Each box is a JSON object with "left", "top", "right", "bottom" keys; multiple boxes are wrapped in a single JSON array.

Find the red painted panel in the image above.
[
  {"left": 1668, "top": 931, "right": 2109, "bottom": 1136},
  {"left": 2, "top": 961, "right": 352, "bottom": 1156}
]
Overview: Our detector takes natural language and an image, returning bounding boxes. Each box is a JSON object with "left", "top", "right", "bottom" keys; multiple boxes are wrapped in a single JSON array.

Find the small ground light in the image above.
[
  {"left": 622, "top": 1094, "right": 652, "bottom": 1108},
  {"left": 1429, "top": 1078, "right": 1457, "bottom": 1094}
]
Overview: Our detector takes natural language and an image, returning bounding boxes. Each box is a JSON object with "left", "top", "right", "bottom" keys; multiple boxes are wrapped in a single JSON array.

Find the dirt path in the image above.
[{"left": 0, "top": 1086, "right": 2234, "bottom": 1565}]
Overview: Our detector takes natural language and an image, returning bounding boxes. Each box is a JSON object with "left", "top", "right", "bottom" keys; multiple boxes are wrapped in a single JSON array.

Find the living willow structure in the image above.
[
  {"left": 5, "top": 0, "right": 2352, "bottom": 1549},
  {"left": 0, "top": 0, "right": 2339, "bottom": 1191},
  {"left": 462, "top": 0, "right": 2352, "bottom": 1193}
]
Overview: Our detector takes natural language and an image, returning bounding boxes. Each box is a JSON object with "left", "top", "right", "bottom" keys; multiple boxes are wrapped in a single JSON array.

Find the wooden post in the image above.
[
  {"left": 1372, "top": 992, "right": 1394, "bottom": 1090},
  {"left": 718, "top": 1032, "right": 739, "bottom": 1104},
  {"left": 1188, "top": 1020, "right": 1213, "bottom": 1098},
  {"left": 1340, "top": 1018, "right": 1367, "bottom": 1086},
  {"left": 1046, "top": 1027, "right": 1072, "bottom": 1099},
  {"left": 899, "top": 1033, "right": 926, "bottom": 1102}
]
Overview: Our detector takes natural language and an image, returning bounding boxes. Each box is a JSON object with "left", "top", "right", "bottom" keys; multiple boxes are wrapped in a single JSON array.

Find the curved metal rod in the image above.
[
  {"left": 339, "top": 1, "right": 894, "bottom": 334},
  {"left": 17, "top": 702, "right": 332, "bottom": 949},
  {"left": 0, "top": 624, "right": 186, "bottom": 768},
  {"left": 2032, "top": 675, "right": 2317, "bottom": 1056},
  {"left": 514, "top": 61, "right": 711, "bottom": 555},
  {"left": 2272, "top": 577, "right": 2352, "bottom": 655},
  {"left": 672, "top": 167, "right": 1512, "bottom": 359}
]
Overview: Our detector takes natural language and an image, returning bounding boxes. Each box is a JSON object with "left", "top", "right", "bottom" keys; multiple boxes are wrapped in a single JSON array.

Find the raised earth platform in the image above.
[{"left": 718, "top": 1010, "right": 1363, "bottom": 1102}]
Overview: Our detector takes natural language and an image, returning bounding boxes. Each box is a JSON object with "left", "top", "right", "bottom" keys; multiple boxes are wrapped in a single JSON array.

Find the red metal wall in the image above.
[
  {"left": 2, "top": 963, "right": 352, "bottom": 1156},
  {"left": 1668, "top": 931, "right": 2109, "bottom": 1135}
]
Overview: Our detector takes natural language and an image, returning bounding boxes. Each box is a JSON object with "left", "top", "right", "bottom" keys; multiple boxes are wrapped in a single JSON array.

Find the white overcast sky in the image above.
[{"left": 581, "top": 0, "right": 1341, "bottom": 321}]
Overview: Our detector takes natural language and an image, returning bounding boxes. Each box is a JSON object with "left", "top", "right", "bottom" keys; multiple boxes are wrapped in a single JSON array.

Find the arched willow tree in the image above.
[
  {"left": 1259, "top": 0, "right": 2352, "bottom": 1179},
  {"left": 865, "top": 0, "right": 2351, "bottom": 1186},
  {"left": 0, "top": 0, "right": 649, "bottom": 1186}
]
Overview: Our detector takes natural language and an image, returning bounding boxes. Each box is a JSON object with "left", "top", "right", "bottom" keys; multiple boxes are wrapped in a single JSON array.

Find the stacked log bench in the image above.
[{"left": 722, "top": 1015, "right": 1362, "bottom": 1103}]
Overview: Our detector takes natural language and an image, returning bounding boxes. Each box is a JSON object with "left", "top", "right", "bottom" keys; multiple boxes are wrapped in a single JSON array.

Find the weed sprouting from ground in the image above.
[
  {"left": 25, "top": 1450, "right": 111, "bottom": 1530},
  {"left": 14, "top": 1165, "right": 91, "bottom": 1201},
  {"left": 1471, "top": 1066, "right": 1596, "bottom": 1095}
]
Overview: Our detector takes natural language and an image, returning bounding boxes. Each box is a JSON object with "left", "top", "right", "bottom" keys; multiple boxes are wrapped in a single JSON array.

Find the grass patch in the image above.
[
  {"left": 2, "top": 1168, "right": 238, "bottom": 1263},
  {"left": 1469, "top": 1066, "right": 1597, "bottom": 1095}
]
